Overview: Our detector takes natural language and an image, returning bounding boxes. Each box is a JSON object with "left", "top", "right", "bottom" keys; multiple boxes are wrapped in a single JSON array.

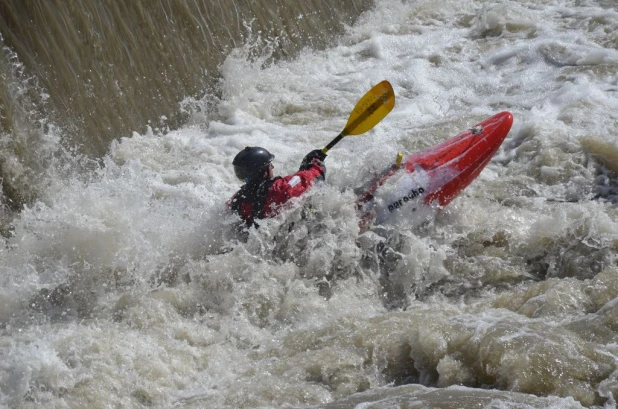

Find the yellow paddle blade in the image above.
[{"left": 343, "top": 80, "right": 395, "bottom": 136}]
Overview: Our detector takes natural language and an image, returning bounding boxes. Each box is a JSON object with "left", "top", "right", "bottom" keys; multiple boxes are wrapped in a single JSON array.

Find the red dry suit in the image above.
[{"left": 228, "top": 160, "right": 325, "bottom": 227}]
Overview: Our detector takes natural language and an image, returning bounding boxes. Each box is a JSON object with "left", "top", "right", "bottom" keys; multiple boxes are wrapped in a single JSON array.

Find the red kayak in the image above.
[{"left": 356, "top": 111, "right": 514, "bottom": 229}]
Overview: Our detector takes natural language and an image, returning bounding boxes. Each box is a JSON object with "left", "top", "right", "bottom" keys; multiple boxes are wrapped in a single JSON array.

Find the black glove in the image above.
[{"left": 299, "top": 149, "right": 327, "bottom": 171}]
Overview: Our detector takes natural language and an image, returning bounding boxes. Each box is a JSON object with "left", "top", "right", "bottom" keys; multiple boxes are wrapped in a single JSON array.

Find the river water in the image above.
[{"left": 1, "top": 0, "right": 618, "bottom": 408}]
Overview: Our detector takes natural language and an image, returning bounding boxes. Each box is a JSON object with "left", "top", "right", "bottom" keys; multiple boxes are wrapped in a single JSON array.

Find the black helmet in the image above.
[{"left": 233, "top": 146, "right": 275, "bottom": 181}]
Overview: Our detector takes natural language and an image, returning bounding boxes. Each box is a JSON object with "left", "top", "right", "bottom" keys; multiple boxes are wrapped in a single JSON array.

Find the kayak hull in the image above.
[{"left": 357, "top": 111, "right": 514, "bottom": 228}]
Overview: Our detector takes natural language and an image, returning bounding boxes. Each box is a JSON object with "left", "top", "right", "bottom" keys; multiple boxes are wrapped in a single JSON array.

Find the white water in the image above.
[{"left": 2, "top": 0, "right": 618, "bottom": 408}]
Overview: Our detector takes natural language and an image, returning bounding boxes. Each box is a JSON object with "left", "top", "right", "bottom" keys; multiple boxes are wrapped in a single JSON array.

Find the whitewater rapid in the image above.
[{"left": 2, "top": 0, "right": 618, "bottom": 408}]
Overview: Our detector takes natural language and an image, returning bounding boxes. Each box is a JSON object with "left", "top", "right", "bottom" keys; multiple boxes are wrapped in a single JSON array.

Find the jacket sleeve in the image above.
[{"left": 262, "top": 162, "right": 325, "bottom": 215}]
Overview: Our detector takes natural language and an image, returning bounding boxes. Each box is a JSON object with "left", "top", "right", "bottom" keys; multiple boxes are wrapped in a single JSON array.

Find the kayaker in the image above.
[{"left": 228, "top": 146, "right": 326, "bottom": 227}]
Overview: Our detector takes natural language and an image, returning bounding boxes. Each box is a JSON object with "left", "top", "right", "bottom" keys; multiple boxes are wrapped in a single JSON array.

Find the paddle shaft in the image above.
[{"left": 322, "top": 134, "right": 345, "bottom": 153}]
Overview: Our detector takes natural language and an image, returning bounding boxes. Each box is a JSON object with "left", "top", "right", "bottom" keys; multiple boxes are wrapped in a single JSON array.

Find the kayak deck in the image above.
[{"left": 356, "top": 111, "right": 514, "bottom": 229}]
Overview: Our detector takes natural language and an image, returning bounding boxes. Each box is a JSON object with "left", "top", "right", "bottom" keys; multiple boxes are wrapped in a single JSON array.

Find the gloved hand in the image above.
[{"left": 299, "top": 149, "right": 327, "bottom": 171}]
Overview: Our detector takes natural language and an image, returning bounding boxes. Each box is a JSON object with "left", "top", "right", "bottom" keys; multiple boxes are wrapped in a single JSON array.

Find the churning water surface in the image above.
[{"left": 1, "top": 0, "right": 618, "bottom": 408}]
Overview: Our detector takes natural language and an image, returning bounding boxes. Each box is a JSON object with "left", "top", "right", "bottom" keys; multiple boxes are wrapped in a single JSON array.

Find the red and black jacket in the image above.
[{"left": 228, "top": 161, "right": 325, "bottom": 227}]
